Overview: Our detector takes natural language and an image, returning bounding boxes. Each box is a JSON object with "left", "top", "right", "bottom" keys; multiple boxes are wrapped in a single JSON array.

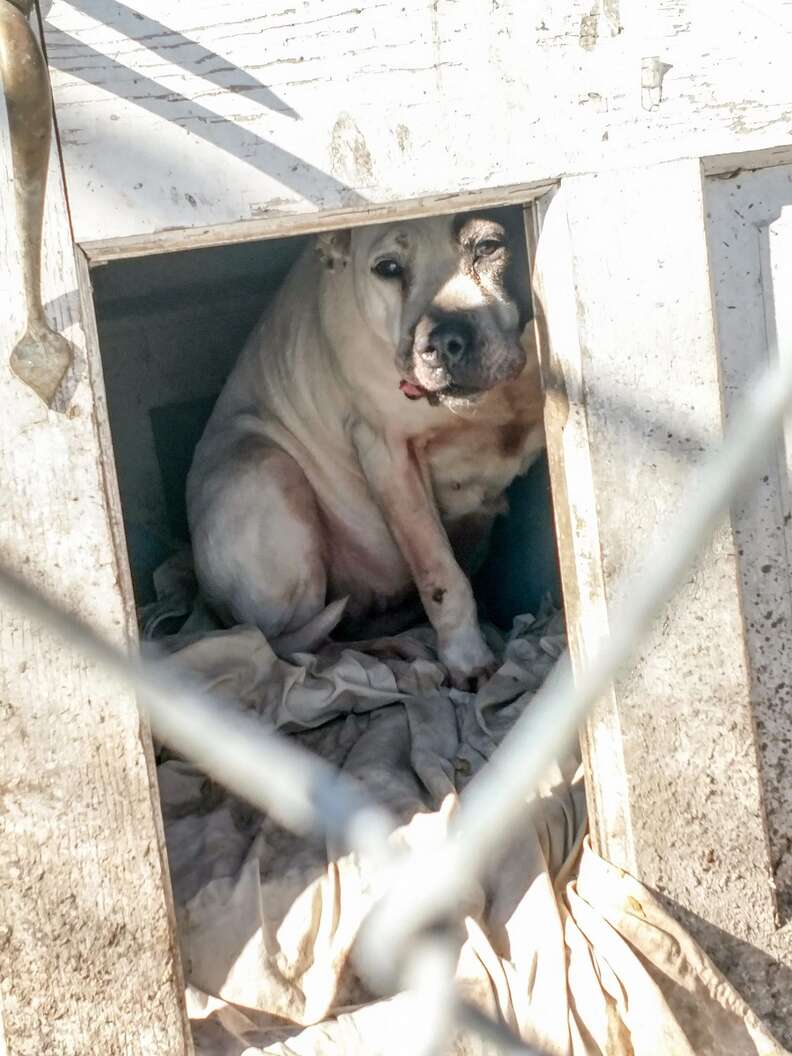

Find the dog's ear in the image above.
[{"left": 316, "top": 229, "right": 352, "bottom": 271}]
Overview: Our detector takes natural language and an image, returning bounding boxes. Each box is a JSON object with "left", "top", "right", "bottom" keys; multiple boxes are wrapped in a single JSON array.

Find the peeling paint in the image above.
[
  {"left": 579, "top": 6, "right": 599, "bottom": 51},
  {"left": 603, "top": 0, "right": 622, "bottom": 36},
  {"left": 395, "top": 123, "right": 411, "bottom": 153},
  {"left": 641, "top": 56, "right": 673, "bottom": 111},
  {"left": 329, "top": 112, "right": 374, "bottom": 184}
]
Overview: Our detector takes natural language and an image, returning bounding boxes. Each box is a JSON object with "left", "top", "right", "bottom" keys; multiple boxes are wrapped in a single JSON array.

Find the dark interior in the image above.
[{"left": 89, "top": 214, "right": 561, "bottom": 630}]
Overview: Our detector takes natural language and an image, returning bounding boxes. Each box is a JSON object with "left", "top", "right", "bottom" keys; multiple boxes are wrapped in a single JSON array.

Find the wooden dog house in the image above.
[{"left": 2, "top": 0, "right": 792, "bottom": 1049}]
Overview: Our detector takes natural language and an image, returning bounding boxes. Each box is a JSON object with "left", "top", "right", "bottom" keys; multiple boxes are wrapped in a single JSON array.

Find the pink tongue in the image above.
[{"left": 399, "top": 379, "right": 428, "bottom": 399}]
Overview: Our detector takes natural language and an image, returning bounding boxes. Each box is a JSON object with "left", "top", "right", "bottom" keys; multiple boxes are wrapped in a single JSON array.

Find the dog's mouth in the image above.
[
  {"left": 399, "top": 379, "right": 431, "bottom": 400},
  {"left": 398, "top": 378, "right": 481, "bottom": 405}
]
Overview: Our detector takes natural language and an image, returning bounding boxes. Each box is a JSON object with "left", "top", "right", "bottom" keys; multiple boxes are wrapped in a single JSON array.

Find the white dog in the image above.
[{"left": 187, "top": 211, "right": 545, "bottom": 687}]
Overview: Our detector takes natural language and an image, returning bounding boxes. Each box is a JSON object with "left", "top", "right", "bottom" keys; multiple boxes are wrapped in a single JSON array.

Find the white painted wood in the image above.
[
  {"left": 42, "top": 0, "right": 792, "bottom": 252},
  {"left": 79, "top": 181, "right": 554, "bottom": 262},
  {"left": 527, "top": 192, "right": 634, "bottom": 872},
  {"left": 706, "top": 164, "right": 792, "bottom": 929},
  {"left": 532, "top": 160, "right": 792, "bottom": 1041},
  {"left": 0, "top": 61, "right": 192, "bottom": 1056}
]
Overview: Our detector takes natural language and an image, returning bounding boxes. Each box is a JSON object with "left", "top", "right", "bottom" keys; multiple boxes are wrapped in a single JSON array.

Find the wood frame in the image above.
[
  {"left": 529, "top": 160, "right": 792, "bottom": 1040},
  {"left": 82, "top": 180, "right": 556, "bottom": 264},
  {"left": 0, "top": 79, "right": 193, "bottom": 1056}
]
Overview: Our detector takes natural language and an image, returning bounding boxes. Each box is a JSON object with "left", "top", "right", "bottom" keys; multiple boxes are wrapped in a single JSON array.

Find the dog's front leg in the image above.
[{"left": 353, "top": 423, "right": 495, "bottom": 688}]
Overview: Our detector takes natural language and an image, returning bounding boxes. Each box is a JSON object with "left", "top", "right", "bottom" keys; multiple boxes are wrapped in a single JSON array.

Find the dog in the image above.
[{"left": 186, "top": 210, "right": 545, "bottom": 687}]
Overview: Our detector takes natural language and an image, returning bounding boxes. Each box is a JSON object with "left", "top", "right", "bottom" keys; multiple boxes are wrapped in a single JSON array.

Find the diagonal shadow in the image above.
[
  {"left": 62, "top": 0, "right": 301, "bottom": 120},
  {"left": 45, "top": 31, "right": 367, "bottom": 207},
  {"left": 654, "top": 892, "right": 792, "bottom": 1048}
]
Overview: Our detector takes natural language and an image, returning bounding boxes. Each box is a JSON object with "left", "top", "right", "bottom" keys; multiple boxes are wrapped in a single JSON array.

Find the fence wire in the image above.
[{"left": 2, "top": 345, "right": 792, "bottom": 1055}]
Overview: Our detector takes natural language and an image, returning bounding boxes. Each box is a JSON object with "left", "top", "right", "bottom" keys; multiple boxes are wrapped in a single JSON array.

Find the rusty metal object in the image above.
[{"left": 0, "top": 0, "right": 73, "bottom": 406}]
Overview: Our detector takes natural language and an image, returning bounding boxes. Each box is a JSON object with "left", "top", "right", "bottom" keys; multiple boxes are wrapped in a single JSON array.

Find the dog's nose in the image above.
[{"left": 424, "top": 320, "right": 472, "bottom": 365}]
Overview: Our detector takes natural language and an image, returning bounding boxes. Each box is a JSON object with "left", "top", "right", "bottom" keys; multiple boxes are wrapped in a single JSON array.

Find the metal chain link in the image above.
[{"left": 2, "top": 346, "right": 791, "bottom": 1054}]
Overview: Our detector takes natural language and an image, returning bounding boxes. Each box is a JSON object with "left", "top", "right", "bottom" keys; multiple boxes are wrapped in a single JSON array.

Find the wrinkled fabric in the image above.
[{"left": 146, "top": 579, "right": 787, "bottom": 1056}]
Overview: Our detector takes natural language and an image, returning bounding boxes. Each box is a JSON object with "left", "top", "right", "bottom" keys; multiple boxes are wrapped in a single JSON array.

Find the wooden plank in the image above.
[
  {"left": 41, "top": 0, "right": 792, "bottom": 249},
  {"left": 705, "top": 164, "right": 792, "bottom": 927},
  {"left": 532, "top": 159, "right": 792, "bottom": 1042},
  {"left": 0, "top": 54, "right": 193, "bottom": 1056},
  {"left": 81, "top": 179, "right": 554, "bottom": 263},
  {"left": 702, "top": 143, "right": 792, "bottom": 176},
  {"left": 526, "top": 192, "right": 634, "bottom": 871}
]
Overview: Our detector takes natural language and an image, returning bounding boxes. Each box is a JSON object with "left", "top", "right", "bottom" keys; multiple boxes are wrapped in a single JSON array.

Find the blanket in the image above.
[{"left": 143, "top": 560, "right": 787, "bottom": 1056}]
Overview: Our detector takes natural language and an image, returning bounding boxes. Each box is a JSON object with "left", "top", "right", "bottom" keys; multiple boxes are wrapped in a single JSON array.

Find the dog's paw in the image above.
[{"left": 439, "top": 625, "right": 497, "bottom": 691}]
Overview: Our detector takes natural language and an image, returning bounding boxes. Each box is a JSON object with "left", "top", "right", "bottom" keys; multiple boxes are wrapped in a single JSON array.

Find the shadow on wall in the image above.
[
  {"left": 44, "top": 4, "right": 368, "bottom": 206},
  {"left": 654, "top": 892, "right": 792, "bottom": 1050},
  {"left": 63, "top": 0, "right": 302, "bottom": 119}
]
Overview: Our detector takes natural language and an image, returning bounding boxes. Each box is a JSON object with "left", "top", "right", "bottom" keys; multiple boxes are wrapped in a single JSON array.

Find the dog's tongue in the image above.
[{"left": 399, "top": 379, "right": 428, "bottom": 400}]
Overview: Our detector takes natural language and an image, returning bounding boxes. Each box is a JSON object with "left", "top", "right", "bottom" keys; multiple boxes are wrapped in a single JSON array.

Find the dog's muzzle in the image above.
[
  {"left": 398, "top": 316, "right": 479, "bottom": 401},
  {"left": 397, "top": 309, "right": 526, "bottom": 403}
]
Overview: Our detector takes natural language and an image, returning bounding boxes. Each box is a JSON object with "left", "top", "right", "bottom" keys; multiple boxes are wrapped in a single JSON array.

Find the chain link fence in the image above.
[{"left": 2, "top": 342, "right": 791, "bottom": 1055}]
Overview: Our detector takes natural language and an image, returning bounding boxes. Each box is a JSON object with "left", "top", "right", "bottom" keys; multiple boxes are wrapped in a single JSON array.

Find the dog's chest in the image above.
[{"left": 419, "top": 419, "right": 544, "bottom": 521}]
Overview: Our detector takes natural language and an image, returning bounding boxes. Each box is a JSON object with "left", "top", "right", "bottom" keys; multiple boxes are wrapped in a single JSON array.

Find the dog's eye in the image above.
[
  {"left": 475, "top": 239, "right": 504, "bottom": 259},
  {"left": 373, "top": 258, "right": 404, "bottom": 279}
]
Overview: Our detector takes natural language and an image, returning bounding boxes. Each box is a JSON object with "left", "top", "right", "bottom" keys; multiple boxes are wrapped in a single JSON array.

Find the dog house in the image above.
[{"left": 3, "top": 0, "right": 792, "bottom": 1050}]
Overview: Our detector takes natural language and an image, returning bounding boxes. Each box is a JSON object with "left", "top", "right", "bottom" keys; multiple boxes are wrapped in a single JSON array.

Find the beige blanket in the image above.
[{"left": 149, "top": 597, "right": 787, "bottom": 1056}]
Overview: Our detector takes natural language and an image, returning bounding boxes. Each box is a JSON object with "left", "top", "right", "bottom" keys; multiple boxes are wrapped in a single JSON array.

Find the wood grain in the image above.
[
  {"left": 41, "top": 0, "right": 792, "bottom": 251},
  {"left": 0, "top": 66, "right": 192, "bottom": 1056},
  {"left": 528, "top": 189, "right": 635, "bottom": 873},
  {"left": 532, "top": 161, "right": 792, "bottom": 1042},
  {"left": 706, "top": 164, "right": 792, "bottom": 926}
]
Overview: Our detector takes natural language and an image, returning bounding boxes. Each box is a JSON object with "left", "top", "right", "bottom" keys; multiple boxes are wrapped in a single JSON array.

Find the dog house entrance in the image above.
[
  {"left": 84, "top": 207, "right": 590, "bottom": 1054},
  {"left": 90, "top": 209, "right": 562, "bottom": 627}
]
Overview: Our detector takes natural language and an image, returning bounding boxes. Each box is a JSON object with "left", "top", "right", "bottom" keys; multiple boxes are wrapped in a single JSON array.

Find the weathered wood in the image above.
[
  {"left": 41, "top": 0, "right": 792, "bottom": 251},
  {"left": 532, "top": 160, "right": 792, "bottom": 1042},
  {"left": 527, "top": 191, "right": 634, "bottom": 872},
  {"left": 0, "top": 65, "right": 192, "bottom": 1056},
  {"left": 705, "top": 163, "right": 792, "bottom": 927},
  {"left": 80, "top": 180, "right": 554, "bottom": 263}
]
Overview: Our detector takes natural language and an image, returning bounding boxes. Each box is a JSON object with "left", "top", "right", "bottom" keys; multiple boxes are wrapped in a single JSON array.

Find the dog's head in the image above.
[{"left": 316, "top": 210, "right": 532, "bottom": 405}]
